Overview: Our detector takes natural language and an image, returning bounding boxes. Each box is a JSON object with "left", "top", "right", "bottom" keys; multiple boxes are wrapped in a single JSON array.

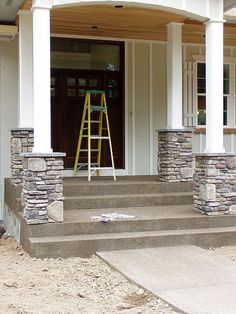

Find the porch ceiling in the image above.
[
  {"left": 51, "top": 6, "right": 236, "bottom": 46},
  {"left": 0, "top": 0, "right": 25, "bottom": 23},
  {"left": 22, "top": 1, "right": 236, "bottom": 45},
  {"left": 50, "top": 5, "right": 188, "bottom": 42}
]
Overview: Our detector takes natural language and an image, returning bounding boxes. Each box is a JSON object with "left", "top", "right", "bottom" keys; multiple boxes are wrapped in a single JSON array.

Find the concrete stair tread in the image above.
[
  {"left": 63, "top": 176, "right": 159, "bottom": 183},
  {"left": 64, "top": 181, "right": 159, "bottom": 186},
  {"left": 64, "top": 181, "right": 188, "bottom": 186},
  {"left": 63, "top": 205, "right": 199, "bottom": 222},
  {"left": 65, "top": 191, "right": 193, "bottom": 200},
  {"left": 24, "top": 206, "right": 236, "bottom": 238},
  {"left": 29, "top": 226, "right": 236, "bottom": 243}
]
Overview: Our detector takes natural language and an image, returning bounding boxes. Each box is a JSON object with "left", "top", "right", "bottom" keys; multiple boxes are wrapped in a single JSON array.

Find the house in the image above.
[{"left": 1, "top": 0, "right": 236, "bottom": 232}]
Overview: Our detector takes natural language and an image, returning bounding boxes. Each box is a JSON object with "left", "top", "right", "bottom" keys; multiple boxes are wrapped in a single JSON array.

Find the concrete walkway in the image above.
[{"left": 98, "top": 246, "right": 236, "bottom": 314}]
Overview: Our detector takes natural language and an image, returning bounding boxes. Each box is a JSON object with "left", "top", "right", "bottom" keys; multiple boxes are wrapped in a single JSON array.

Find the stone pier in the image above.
[
  {"left": 22, "top": 153, "right": 65, "bottom": 224},
  {"left": 194, "top": 154, "right": 236, "bottom": 215},
  {"left": 157, "top": 129, "right": 194, "bottom": 182},
  {"left": 11, "top": 128, "right": 34, "bottom": 186}
]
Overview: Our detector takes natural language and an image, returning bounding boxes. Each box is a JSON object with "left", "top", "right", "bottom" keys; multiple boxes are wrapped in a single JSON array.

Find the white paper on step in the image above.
[{"left": 91, "top": 212, "right": 136, "bottom": 222}]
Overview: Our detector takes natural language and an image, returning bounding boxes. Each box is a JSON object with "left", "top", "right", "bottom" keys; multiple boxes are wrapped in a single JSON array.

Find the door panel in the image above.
[{"left": 51, "top": 69, "right": 124, "bottom": 169}]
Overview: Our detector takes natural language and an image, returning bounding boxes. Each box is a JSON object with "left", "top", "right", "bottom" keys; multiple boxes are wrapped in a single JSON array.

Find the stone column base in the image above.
[
  {"left": 194, "top": 153, "right": 236, "bottom": 215},
  {"left": 22, "top": 153, "right": 66, "bottom": 224},
  {"left": 157, "top": 129, "right": 194, "bottom": 182},
  {"left": 11, "top": 128, "right": 34, "bottom": 186}
]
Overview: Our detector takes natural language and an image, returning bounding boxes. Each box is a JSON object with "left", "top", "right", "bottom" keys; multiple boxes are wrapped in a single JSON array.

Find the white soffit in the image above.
[
  {"left": 0, "top": 0, "right": 25, "bottom": 23},
  {"left": 224, "top": 0, "right": 236, "bottom": 22}
]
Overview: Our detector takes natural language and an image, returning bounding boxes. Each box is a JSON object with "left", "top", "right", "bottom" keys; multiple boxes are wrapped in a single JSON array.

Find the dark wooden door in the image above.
[{"left": 51, "top": 69, "right": 124, "bottom": 169}]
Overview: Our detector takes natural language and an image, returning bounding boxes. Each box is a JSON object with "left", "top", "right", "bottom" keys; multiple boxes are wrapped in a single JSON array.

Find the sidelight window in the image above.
[{"left": 196, "top": 62, "right": 229, "bottom": 126}]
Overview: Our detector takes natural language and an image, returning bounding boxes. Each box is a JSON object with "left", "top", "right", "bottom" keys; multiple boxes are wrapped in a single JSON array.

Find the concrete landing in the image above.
[{"left": 98, "top": 246, "right": 236, "bottom": 314}]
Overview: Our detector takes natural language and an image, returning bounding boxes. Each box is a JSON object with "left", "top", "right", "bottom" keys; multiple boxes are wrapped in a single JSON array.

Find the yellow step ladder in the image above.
[{"left": 73, "top": 90, "right": 116, "bottom": 181}]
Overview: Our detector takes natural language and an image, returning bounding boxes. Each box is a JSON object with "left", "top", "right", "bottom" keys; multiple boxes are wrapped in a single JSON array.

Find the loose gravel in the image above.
[
  {"left": 209, "top": 245, "right": 236, "bottom": 262},
  {"left": 0, "top": 236, "right": 179, "bottom": 314}
]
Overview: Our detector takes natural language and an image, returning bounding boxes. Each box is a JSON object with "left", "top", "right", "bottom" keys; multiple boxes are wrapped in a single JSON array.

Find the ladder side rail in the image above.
[
  {"left": 73, "top": 92, "right": 89, "bottom": 176},
  {"left": 87, "top": 92, "right": 92, "bottom": 181},
  {"left": 103, "top": 93, "right": 116, "bottom": 181},
  {"left": 97, "top": 92, "right": 104, "bottom": 176}
]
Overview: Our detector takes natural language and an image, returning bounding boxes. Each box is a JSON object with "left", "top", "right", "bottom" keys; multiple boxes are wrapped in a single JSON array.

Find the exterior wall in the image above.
[
  {"left": 0, "top": 38, "right": 18, "bottom": 219},
  {"left": 193, "top": 133, "right": 236, "bottom": 153},
  {"left": 126, "top": 41, "right": 167, "bottom": 175},
  {"left": 134, "top": 43, "right": 150, "bottom": 175}
]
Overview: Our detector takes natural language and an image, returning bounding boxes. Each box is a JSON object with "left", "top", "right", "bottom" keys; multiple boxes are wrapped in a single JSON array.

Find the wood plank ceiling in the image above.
[{"left": 22, "top": 1, "right": 236, "bottom": 45}]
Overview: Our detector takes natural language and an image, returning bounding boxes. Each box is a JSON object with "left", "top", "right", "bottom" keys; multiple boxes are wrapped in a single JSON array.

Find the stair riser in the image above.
[
  {"left": 64, "top": 194, "right": 193, "bottom": 210},
  {"left": 63, "top": 182, "right": 193, "bottom": 196},
  {"left": 29, "top": 231, "right": 236, "bottom": 258},
  {"left": 28, "top": 216, "right": 236, "bottom": 237}
]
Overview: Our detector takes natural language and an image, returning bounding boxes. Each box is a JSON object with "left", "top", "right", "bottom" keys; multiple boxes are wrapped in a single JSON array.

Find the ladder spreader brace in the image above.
[{"left": 73, "top": 90, "right": 116, "bottom": 181}]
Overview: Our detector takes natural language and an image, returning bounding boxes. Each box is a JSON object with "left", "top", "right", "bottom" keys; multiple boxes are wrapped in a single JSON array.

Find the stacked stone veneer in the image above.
[
  {"left": 22, "top": 153, "right": 65, "bottom": 224},
  {"left": 194, "top": 154, "right": 236, "bottom": 215},
  {"left": 157, "top": 129, "right": 194, "bottom": 182},
  {"left": 11, "top": 128, "right": 34, "bottom": 186}
]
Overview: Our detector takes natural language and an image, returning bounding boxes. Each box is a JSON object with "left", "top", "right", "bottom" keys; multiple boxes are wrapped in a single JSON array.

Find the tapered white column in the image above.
[
  {"left": 205, "top": 20, "right": 225, "bottom": 153},
  {"left": 18, "top": 11, "right": 33, "bottom": 128},
  {"left": 32, "top": 0, "right": 52, "bottom": 153},
  {"left": 166, "top": 22, "right": 183, "bottom": 129}
]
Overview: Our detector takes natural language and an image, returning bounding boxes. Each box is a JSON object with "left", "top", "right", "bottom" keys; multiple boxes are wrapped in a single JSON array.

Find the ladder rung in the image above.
[
  {"left": 80, "top": 149, "right": 99, "bottom": 152},
  {"left": 78, "top": 162, "right": 98, "bottom": 166},
  {"left": 86, "top": 90, "right": 104, "bottom": 95},
  {"left": 84, "top": 120, "right": 100, "bottom": 123},
  {"left": 91, "top": 136, "right": 109, "bottom": 139},
  {"left": 90, "top": 167, "right": 114, "bottom": 170},
  {"left": 91, "top": 106, "right": 107, "bottom": 112},
  {"left": 82, "top": 135, "right": 109, "bottom": 139}
]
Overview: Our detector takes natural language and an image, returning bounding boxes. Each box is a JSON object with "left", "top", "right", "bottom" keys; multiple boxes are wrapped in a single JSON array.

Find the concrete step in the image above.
[
  {"left": 63, "top": 180, "right": 193, "bottom": 196},
  {"left": 26, "top": 206, "right": 236, "bottom": 237},
  {"left": 64, "top": 175, "right": 159, "bottom": 183},
  {"left": 64, "top": 192, "right": 193, "bottom": 210},
  {"left": 27, "top": 226, "right": 236, "bottom": 258}
]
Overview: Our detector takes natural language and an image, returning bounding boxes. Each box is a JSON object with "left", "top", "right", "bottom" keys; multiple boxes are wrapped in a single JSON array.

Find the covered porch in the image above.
[{"left": 2, "top": 0, "right": 236, "bottom": 230}]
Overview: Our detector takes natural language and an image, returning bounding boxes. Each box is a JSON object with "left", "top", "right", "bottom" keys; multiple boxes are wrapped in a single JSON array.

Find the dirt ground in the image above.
[{"left": 0, "top": 236, "right": 178, "bottom": 314}]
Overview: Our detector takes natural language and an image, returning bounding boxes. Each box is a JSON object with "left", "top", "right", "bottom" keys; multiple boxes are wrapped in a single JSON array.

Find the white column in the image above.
[
  {"left": 32, "top": 0, "right": 52, "bottom": 153},
  {"left": 18, "top": 10, "right": 33, "bottom": 128},
  {"left": 166, "top": 22, "right": 183, "bottom": 129},
  {"left": 205, "top": 20, "right": 225, "bottom": 153}
]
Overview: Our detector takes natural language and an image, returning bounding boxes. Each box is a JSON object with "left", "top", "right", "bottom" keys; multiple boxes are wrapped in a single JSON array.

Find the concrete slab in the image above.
[{"left": 98, "top": 246, "right": 236, "bottom": 314}]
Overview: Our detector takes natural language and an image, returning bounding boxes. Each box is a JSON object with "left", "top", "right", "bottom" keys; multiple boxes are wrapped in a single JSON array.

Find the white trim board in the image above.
[{"left": 51, "top": 33, "right": 167, "bottom": 45}]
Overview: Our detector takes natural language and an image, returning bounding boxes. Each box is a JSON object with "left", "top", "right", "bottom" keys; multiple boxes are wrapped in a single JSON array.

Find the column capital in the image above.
[
  {"left": 32, "top": 0, "right": 52, "bottom": 9},
  {"left": 18, "top": 9, "right": 32, "bottom": 17},
  {"left": 204, "top": 19, "right": 225, "bottom": 25},
  {"left": 166, "top": 22, "right": 184, "bottom": 28}
]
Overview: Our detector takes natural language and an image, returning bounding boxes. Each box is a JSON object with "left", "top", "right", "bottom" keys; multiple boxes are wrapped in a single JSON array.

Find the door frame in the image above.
[{"left": 51, "top": 38, "right": 126, "bottom": 171}]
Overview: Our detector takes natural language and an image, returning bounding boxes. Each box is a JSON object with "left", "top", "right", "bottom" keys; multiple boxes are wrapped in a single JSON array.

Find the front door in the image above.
[{"left": 51, "top": 69, "right": 124, "bottom": 169}]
